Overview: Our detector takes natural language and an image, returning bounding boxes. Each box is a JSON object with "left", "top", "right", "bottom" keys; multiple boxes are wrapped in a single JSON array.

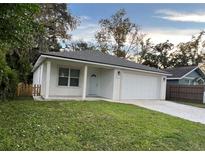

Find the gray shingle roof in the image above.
[
  {"left": 165, "top": 66, "right": 198, "bottom": 79},
  {"left": 41, "top": 50, "right": 170, "bottom": 75}
]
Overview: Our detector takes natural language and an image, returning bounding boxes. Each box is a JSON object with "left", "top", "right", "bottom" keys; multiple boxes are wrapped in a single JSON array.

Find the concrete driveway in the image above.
[{"left": 120, "top": 100, "right": 205, "bottom": 125}]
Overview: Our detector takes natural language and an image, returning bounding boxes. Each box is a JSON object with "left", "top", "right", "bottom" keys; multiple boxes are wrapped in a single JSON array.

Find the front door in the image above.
[{"left": 89, "top": 73, "right": 98, "bottom": 95}]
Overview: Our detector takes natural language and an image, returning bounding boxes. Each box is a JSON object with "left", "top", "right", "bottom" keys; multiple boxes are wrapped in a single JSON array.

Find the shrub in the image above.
[{"left": 0, "top": 52, "right": 18, "bottom": 100}]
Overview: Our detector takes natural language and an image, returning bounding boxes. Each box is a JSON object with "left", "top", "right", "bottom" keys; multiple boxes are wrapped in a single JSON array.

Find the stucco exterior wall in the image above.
[
  {"left": 99, "top": 69, "right": 114, "bottom": 99},
  {"left": 33, "top": 64, "right": 43, "bottom": 85},
  {"left": 160, "top": 75, "right": 167, "bottom": 100},
  {"left": 33, "top": 66, "right": 40, "bottom": 85},
  {"left": 41, "top": 62, "right": 47, "bottom": 97},
  {"left": 48, "top": 59, "right": 84, "bottom": 97},
  {"left": 86, "top": 67, "right": 114, "bottom": 99},
  {"left": 33, "top": 63, "right": 45, "bottom": 97},
  {"left": 112, "top": 69, "right": 121, "bottom": 100}
]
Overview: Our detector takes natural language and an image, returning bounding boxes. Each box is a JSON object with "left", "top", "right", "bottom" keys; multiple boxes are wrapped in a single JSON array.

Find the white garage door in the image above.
[{"left": 121, "top": 72, "right": 161, "bottom": 99}]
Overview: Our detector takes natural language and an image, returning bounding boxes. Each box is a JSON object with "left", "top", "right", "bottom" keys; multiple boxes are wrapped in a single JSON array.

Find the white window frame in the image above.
[
  {"left": 58, "top": 67, "right": 70, "bottom": 86},
  {"left": 70, "top": 69, "right": 81, "bottom": 87},
  {"left": 57, "top": 66, "right": 80, "bottom": 87}
]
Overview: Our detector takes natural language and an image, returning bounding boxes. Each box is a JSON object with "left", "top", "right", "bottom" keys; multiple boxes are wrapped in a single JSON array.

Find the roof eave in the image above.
[
  {"left": 32, "top": 56, "right": 46, "bottom": 72},
  {"left": 167, "top": 66, "right": 200, "bottom": 80},
  {"left": 34, "top": 54, "right": 171, "bottom": 76}
]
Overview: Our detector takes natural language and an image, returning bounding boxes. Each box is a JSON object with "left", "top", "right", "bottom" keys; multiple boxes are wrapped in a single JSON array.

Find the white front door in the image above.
[{"left": 89, "top": 73, "right": 98, "bottom": 95}]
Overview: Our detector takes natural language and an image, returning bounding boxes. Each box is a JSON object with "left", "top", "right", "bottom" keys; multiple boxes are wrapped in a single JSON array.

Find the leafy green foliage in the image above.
[
  {"left": 0, "top": 4, "right": 41, "bottom": 48},
  {"left": 0, "top": 100, "right": 205, "bottom": 150},
  {"left": 139, "top": 31, "right": 205, "bottom": 69},
  {"left": 0, "top": 50, "right": 18, "bottom": 100},
  {"left": 0, "top": 4, "right": 41, "bottom": 100},
  {"left": 170, "top": 31, "right": 205, "bottom": 67},
  {"left": 140, "top": 40, "right": 174, "bottom": 69},
  {"left": 6, "top": 49, "right": 33, "bottom": 83},
  {"left": 35, "top": 4, "right": 79, "bottom": 52},
  {"left": 0, "top": 4, "right": 78, "bottom": 100}
]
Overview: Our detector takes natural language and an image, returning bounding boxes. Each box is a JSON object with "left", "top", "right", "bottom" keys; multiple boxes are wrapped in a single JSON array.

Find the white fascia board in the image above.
[
  {"left": 32, "top": 56, "right": 46, "bottom": 72},
  {"left": 35, "top": 55, "right": 171, "bottom": 76}
]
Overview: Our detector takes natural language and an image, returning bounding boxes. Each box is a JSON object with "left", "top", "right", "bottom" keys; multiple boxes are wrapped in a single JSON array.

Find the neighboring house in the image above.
[
  {"left": 32, "top": 50, "right": 170, "bottom": 100},
  {"left": 165, "top": 65, "right": 205, "bottom": 85}
]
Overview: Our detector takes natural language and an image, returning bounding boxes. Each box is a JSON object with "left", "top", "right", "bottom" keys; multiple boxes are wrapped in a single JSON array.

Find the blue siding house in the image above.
[{"left": 165, "top": 65, "right": 205, "bottom": 85}]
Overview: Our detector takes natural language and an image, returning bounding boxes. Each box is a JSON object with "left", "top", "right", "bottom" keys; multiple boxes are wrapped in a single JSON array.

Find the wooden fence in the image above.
[
  {"left": 166, "top": 84, "right": 205, "bottom": 103},
  {"left": 16, "top": 83, "right": 41, "bottom": 97}
]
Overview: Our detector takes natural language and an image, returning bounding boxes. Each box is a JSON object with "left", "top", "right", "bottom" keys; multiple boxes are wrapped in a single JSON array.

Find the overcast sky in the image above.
[{"left": 69, "top": 3, "right": 205, "bottom": 44}]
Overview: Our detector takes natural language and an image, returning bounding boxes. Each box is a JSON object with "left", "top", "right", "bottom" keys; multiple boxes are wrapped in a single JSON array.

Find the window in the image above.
[
  {"left": 58, "top": 67, "right": 80, "bottom": 87},
  {"left": 58, "top": 68, "right": 69, "bottom": 86},
  {"left": 70, "top": 69, "right": 80, "bottom": 86}
]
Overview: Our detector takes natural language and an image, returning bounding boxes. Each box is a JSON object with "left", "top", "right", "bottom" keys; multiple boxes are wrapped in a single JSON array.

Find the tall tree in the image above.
[
  {"left": 153, "top": 40, "right": 174, "bottom": 69},
  {"left": 171, "top": 31, "right": 205, "bottom": 67},
  {"left": 136, "top": 38, "right": 152, "bottom": 64},
  {"left": 6, "top": 4, "right": 79, "bottom": 84},
  {"left": 6, "top": 49, "right": 33, "bottom": 83},
  {"left": 0, "top": 4, "right": 41, "bottom": 99},
  {"left": 65, "top": 40, "right": 96, "bottom": 51},
  {"left": 138, "top": 38, "right": 158, "bottom": 68},
  {"left": 95, "top": 9, "right": 144, "bottom": 58},
  {"left": 35, "top": 4, "right": 79, "bottom": 52},
  {"left": 0, "top": 4, "right": 40, "bottom": 49},
  {"left": 139, "top": 40, "right": 174, "bottom": 69}
]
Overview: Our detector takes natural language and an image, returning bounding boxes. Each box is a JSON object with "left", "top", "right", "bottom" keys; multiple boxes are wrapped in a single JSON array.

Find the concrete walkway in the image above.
[{"left": 119, "top": 100, "right": 205, "bottom": 125}]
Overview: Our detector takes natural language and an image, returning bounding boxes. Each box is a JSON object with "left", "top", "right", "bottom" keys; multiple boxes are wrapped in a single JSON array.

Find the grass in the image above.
[
  {"left": 171, "top": 99, "right": 205, "bottom": 109},
  {"left": 0, "top": 99, "right": 205, "bottom": 150}
]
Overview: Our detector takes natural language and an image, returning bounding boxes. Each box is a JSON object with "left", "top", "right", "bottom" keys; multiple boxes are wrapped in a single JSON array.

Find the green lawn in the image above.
[{"left": 0, "top": 99, "right": 205, "bottom": 150}]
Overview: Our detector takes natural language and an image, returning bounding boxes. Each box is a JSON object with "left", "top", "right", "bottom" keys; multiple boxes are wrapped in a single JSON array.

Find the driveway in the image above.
[{"left": 120, "top": 100, "right": 205, "bottom": 125}]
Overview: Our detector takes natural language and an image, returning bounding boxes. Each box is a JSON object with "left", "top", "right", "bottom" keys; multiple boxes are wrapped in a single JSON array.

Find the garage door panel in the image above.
[{"left": 121, "top": 72, "right": 160, "bottom": 99}]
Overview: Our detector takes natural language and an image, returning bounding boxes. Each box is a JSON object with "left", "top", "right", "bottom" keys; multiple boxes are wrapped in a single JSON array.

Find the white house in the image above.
[{"left": 32, "top": 50, "right": 170, "bottom": 101}]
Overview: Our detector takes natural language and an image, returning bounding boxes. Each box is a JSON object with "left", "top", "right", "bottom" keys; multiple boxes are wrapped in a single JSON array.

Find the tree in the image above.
[
  {"left": 0, "top": 54, "right": 18, "bottom": 100},
  {"left": 171, "top": 31, "right": 205, "bottom": 67},
  {"left": 137, "top": 38, "right": 152, "bottom": 64},
  {"left": 65, "top": 40, "right": 96, "bottom": 51},
  {"left": 95, "top": 9, "right": 144, "bottom": 58},
  {"left": 6, "top": 4, "right": 79, "bottom": 84},
  {"left": 139, "top": 40, "right": 174, "bottom": 69},
  {"left": 0, "top": 4, "right": 40, "bottom": 49},
  {"left": 35, "top": 4, "right": 79, "bottom": 52},
  {"left": 6, "top": 49, "right": 33, "bottom": 83},
  {"left": 0, "top": 4, "right": 41, "bottom": 99},
  {"left": 138, "top": 39, "right": 158, "bottom": 68},
  {"left": 139, "top": 31, "right": 205, "bottom": 69},
  {"left": 153, "top": 40, "right": 174, "bottom": 69}
]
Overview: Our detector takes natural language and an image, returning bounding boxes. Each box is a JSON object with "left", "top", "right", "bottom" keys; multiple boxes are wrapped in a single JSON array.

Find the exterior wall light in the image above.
[{"left": 118, "top": 71, "right": 121, "bottom": 76}]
